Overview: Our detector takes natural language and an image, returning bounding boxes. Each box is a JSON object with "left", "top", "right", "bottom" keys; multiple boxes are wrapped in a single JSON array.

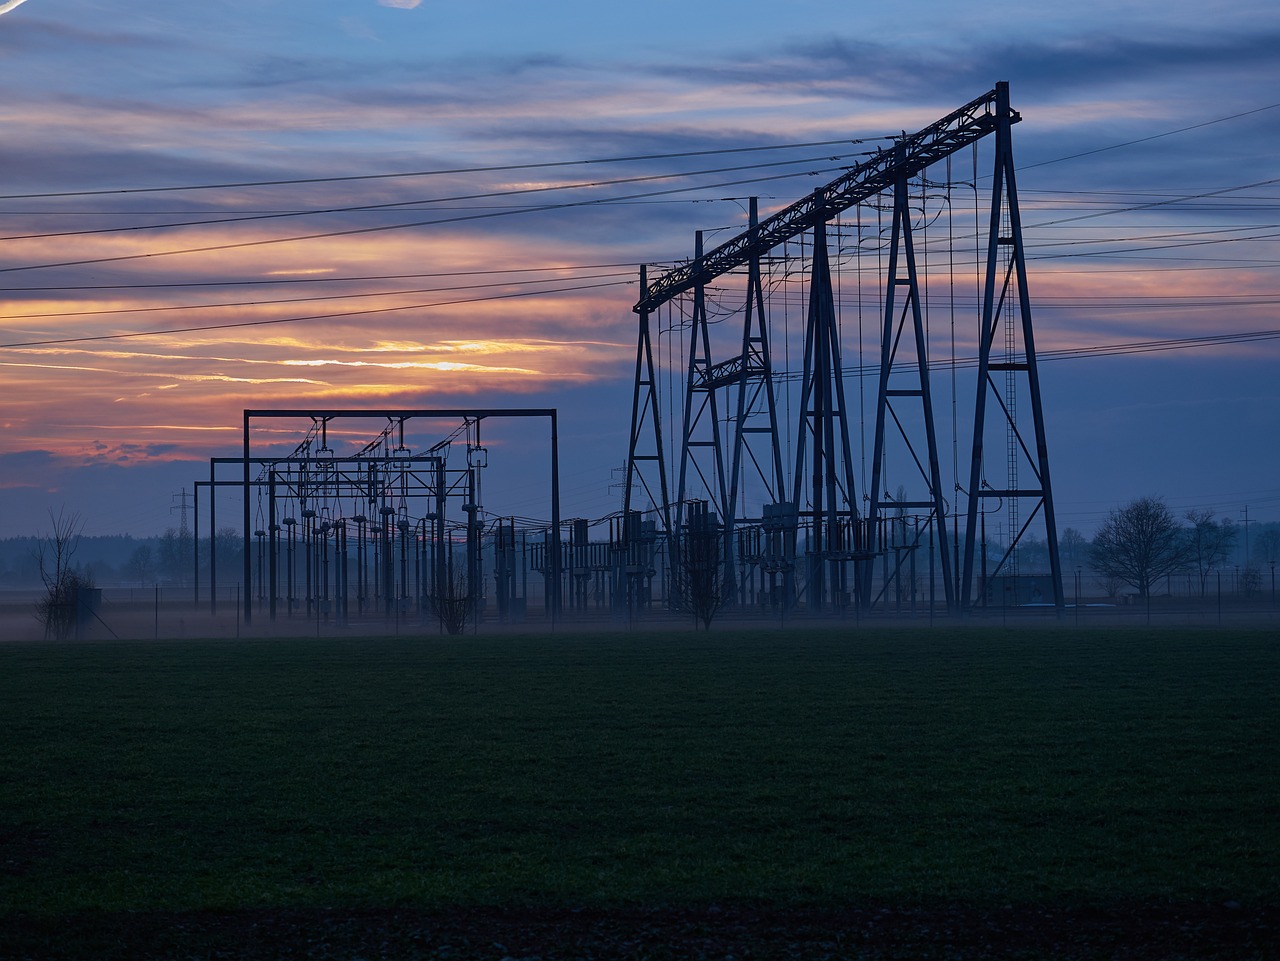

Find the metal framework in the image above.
[
  {"left": 634, "top": 87, "right": 1005, "bottom": 314},
  {"left": 238, "top": 409, "right": 562, "bottom": 626},
  {"left": 864, "top": 154, "right": 954, "bottom": 611},
  {"left": 960, "top": 82, "right": 1064, "bottom": 609},
  {"left": 624, "top": 81, "right": 1063, "bottom": 614},
  {"left": 623, "top": 264, "right": 672, "bottom": 536}
]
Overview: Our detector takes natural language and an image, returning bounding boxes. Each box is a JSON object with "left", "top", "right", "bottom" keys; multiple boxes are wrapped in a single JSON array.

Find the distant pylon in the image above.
[{"left": 171, "top": 488, "right": 192, "bottom": 537}]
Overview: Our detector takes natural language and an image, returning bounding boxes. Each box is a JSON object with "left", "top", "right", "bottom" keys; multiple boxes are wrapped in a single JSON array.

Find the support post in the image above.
[
  {"left": 790, "top": 198, "right": 860, "bottom": 613},
  {"left": 242, "top": 411, "right": 252, "bottom": 626},
  {"left": 864, "top": 156, "right": 954, "bottom": 612},
  {"left": 674, "top": 231, "right": 730, "bottom": 607},
  {"left": 726, "top": 197, "right": 788, "bottom": 604},
  {"left": 623, "top": 264, "right": 672, "bottom": 605},
  {"left": 960, "top": 81, "right": 1063, "bottom": 612},
  {"left": 550, "top": 409, "right": 562, "bottom": 623}
]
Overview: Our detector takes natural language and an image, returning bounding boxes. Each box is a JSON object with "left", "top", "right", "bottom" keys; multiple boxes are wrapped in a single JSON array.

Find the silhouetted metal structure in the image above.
[
  {"left": 233, "top": 409, "right": 563, "bottom": 627},
  {"left": 960, "top": 83, "right": 1065, "bottom": 611},
  {"left": 624, "top": 82, "right": 1062, "bottom": 614}
]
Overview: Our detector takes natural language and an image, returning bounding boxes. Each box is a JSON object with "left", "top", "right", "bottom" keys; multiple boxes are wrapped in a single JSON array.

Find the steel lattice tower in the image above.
[{"left": 626, "top": 82, "right": 1063, "bottom": 615}]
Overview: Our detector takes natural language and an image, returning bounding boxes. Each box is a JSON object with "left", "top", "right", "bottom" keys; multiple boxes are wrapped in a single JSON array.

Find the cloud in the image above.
[{"left": 1, "top": 3, "right": 1279, "bottom": 534}]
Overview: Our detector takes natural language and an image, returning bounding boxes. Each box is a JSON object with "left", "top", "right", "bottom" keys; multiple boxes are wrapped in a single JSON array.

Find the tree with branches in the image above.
[
  {"left": 124, "top": 544, "right": 157, "bottom": 587},
  {"left": 1184, "top": 509, "right": 1236, "bottom": 597},
  {"left": 426, "top": 561, "right": 473, "bottom": 635},
  {"left": 1090, "top": 496, "right": 1190, "bottom": 599},
  {"left": 33, "top": 508, "right": 91, "bottom": 640}
]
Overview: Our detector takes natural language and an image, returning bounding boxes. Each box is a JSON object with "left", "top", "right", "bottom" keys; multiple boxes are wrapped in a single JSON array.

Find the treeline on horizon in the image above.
[
  {"left": 0, "top": 529, "right": 241, "bottom": 590},
  {"left": 2, "top": 512, "right": 1277, "bottom": 596}
]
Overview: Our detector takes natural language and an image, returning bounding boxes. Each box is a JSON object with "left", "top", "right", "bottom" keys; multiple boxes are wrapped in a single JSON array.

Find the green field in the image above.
[{"left": 1, "top": 627, "right": 1277, "bottom": 957}]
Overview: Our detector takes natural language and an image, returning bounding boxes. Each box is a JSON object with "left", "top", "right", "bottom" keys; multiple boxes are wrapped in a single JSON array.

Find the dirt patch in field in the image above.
[{"left": 3, "top": 901, "right": 1274, "bottom": 960}]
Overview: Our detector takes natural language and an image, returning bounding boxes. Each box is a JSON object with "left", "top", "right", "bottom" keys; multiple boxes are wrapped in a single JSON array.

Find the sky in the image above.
[{"left": 0, "top": 0, "right": 1278, "bottom": 544}]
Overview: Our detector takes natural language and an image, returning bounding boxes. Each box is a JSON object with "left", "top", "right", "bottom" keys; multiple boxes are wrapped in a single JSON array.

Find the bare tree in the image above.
[
  {"left": 1090, "top": 496, "right": 1190, "bottom": 599},
  {"left": 1254, "top": 528, "right": 1280, "bottom": 564},
  {"left": 1059, "top": 527, "right": 1087, "bottom": 572},
  {"left": 1184, "top": 510, "right": 1237, "bottom": 597},
  {"left": 426, "top": 563, "right": 473, "bottom": 635},
  {"left": 1239, "top": 565, "right": 1261, "bottom": 597},
  {"left": 1095, "top": 573, "right": 1125, "bottom": 599},
  {"left": 33, "top": 509, "right": 90, "bottom": 640},
  {"left": 158, "top": 526, "right": 194, "bottom": 586},
  {"left": 124, "top": 544, "right": 157, "bottom": 586}
]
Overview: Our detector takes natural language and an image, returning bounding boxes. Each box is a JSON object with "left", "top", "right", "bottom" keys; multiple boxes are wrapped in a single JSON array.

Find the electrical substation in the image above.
[{"left": 204, "top": 82, "right": 1063, "bottom": 630}]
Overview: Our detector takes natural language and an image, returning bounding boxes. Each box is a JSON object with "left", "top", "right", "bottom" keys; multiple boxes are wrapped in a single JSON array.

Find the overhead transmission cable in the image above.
[
  {"left": 0, "top": 277, "right": 635, "bottom": 349},
  {"left": 0, "top": 262, "right": 641, "bottom": 293},
  {"left": 1020, "top": 100, "right": 1280, "bottom": 171},
  {"left": 0, "top": 161, "right": 866, "bottom": 276},
  {"left": 0, "top": 137, "right": 884, "bottom": 200},
  {"left": 0, "top": 269, "right": 637, "bottom": 322},
  {"left": 0, "top": 149, "right": 875, "bottom": 244}
]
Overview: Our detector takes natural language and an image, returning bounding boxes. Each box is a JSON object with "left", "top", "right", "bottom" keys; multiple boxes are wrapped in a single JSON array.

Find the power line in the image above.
[
  {"left": 1023, "top": 178, "right": 1280, "bottom": 230},
  {"left": 1021, "top": 100, "right": 1280, "bottom": 170},
  {"left": 0, "top": 150, "right": 873, "bottom": 244},
  {"left": 0, "top": 278, "right": 636, "bottom": 348},
  {"left": 0, "top": 138, "right": 884, "bottom": 201},
  {"left": 770, "top": 327, "right": 1280, "bottom": 382},
  {"left": 0, "top": 162, "right": 857, "bottom": 275},
  {"left": 0, "top": 262, "right": 641, "bottom": 293},
  {"left": 0, "top": 270, "right": 636, "bottom": 322}
]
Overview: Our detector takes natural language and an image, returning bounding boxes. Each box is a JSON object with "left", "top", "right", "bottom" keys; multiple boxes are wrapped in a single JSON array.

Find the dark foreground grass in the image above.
[{"left": 1, "top": 627, "right": 1277, "bottom": 958}]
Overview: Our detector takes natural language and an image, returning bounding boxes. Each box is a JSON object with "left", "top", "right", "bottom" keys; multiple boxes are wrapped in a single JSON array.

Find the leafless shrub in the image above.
[
  {"left": 33, "top": 509, "right": 91, "bottom": 641},
  {"left": 426, "top": 566, "right": 473, "bottom": 635}
]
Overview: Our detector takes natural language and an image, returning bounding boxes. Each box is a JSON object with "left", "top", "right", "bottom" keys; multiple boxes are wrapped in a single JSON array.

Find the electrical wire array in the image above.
[
  {"left": 0, "top": 104, "right": 1277, "bottom": 350},
  {"left": 4, "top": 100, "right": 1280, "bottom": 539}
]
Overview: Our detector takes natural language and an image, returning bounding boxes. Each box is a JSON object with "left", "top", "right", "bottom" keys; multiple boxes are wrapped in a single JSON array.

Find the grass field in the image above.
[{"left": 1, "top": 626, "right": 1277, "bottom": 958}]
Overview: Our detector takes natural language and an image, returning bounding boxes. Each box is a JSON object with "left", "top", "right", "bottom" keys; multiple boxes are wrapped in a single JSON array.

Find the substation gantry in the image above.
[
  {"left": 623, "top": 82, "right": 1064, "bottom": 615},
  {"left": 207, "top": 409, "right": 564, "bottom": 627}
]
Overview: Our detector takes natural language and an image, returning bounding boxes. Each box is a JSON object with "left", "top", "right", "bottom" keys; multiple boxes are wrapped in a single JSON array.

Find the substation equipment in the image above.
[
  {"left": 202, "top": 408, "right": 668, "bottom": 628},
  {"left": 623, "top": 82, "right": 1065, "bottom": 614},
  {"left": 202, "top": 83, "right": 1063, "bottom": 629},
  {"left": 207, "top": 409, "right": 574, "bottom": 627}
]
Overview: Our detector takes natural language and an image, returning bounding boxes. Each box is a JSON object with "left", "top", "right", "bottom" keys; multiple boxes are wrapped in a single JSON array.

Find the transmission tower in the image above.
[
  {"left": 628, "top": 82, "right": 1063, "bottom": 615},
  {"left": 959, "top": 82, "right": 1063, "bottom": 611},
  {"left": 171, "top": 489, "right": 192, "bottom": 537}
]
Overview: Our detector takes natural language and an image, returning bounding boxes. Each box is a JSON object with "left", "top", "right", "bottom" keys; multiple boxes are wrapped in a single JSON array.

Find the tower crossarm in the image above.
[
  {"left": 694, "top": 345, "right": 769, "bottom": 392},
  {"left": 634, "top": 85, "right": 1013, "bottom": 315}
]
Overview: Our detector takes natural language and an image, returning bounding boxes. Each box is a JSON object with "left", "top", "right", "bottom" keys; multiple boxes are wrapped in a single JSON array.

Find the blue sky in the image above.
[{"left": 0, "top": 0, "right": 1278, "bottom": 541}]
